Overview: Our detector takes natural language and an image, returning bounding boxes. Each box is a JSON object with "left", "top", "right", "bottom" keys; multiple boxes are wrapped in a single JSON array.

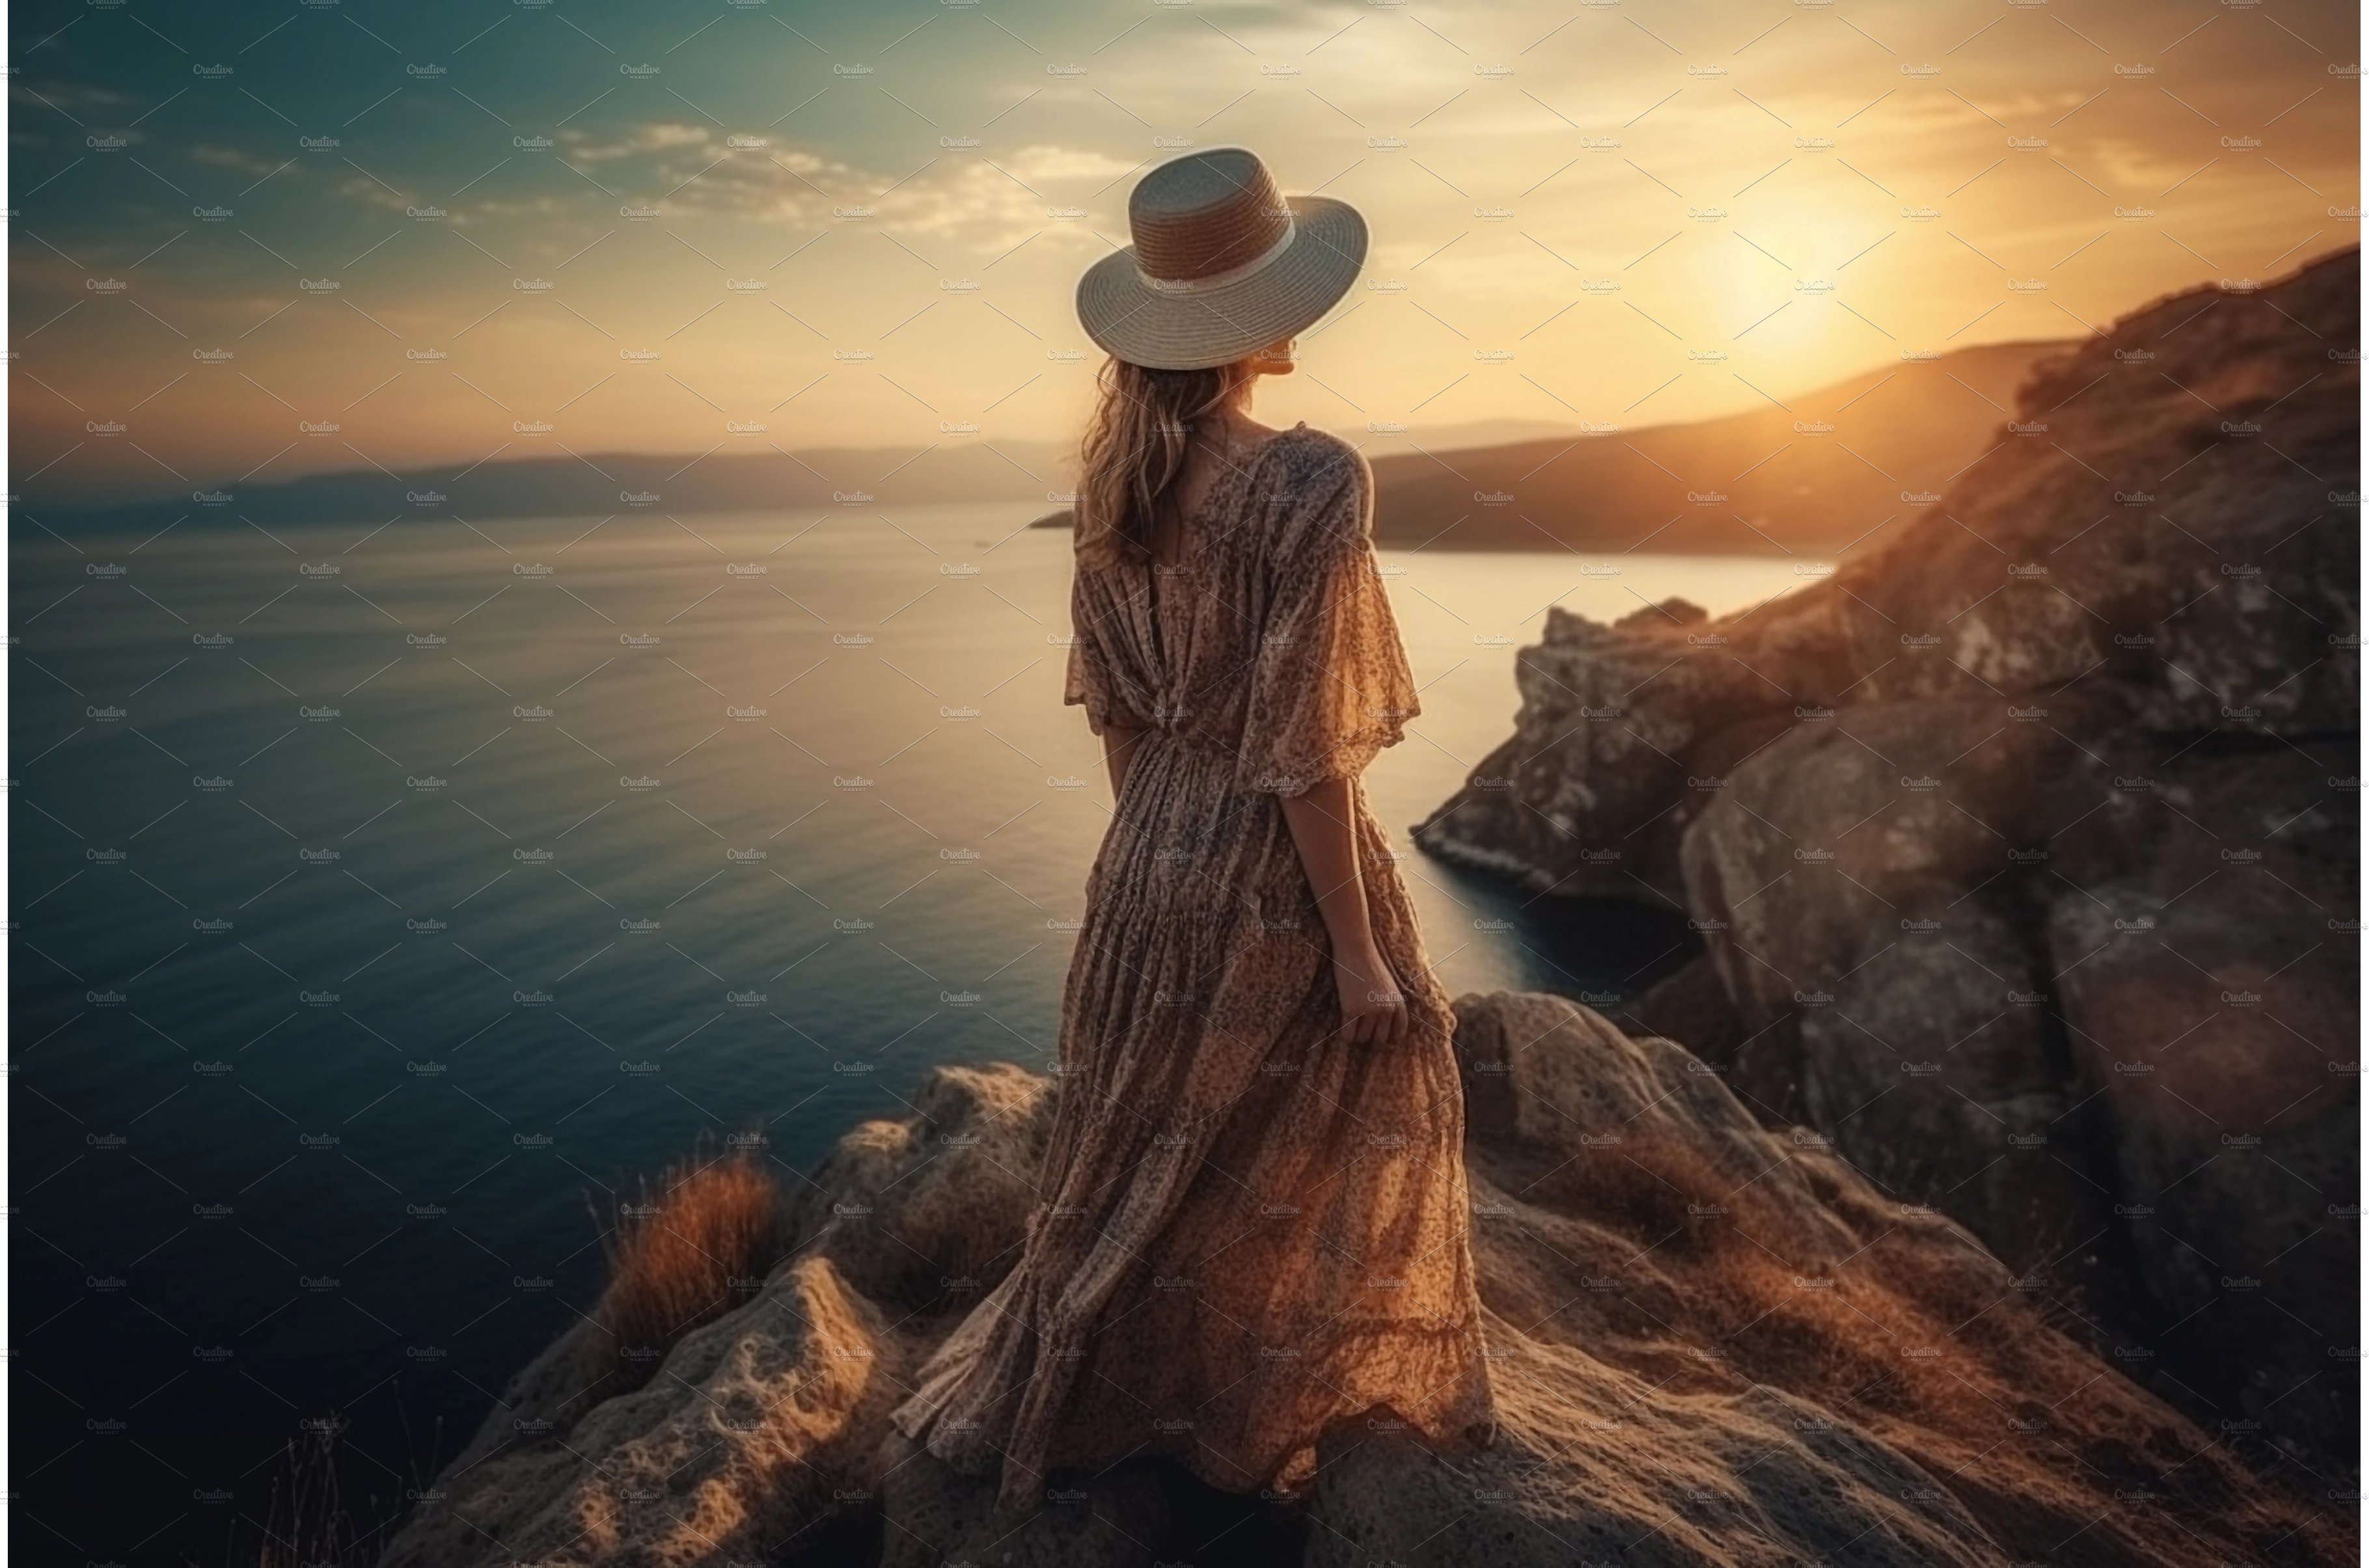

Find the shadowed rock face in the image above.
[
  {"left": 380, "top": 995, "right": 2350, "bottom": 1568},
  {"left": 1412, "top": 249, "right": 2360, "bottom": 1474}
]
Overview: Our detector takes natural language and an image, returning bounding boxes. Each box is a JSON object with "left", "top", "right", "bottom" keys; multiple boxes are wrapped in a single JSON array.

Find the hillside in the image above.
[{"left": 1369, "top": 338, "right": 2068, "bottom": 553}]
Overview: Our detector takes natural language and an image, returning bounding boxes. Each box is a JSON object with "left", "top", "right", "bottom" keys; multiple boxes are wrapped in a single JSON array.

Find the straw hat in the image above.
[{"left": 1076, "top": 147, "right": 1367, "bottom": 371}]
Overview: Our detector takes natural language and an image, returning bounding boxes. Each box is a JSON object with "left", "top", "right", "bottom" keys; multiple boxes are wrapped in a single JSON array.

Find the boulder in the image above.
[
  {"left": 379, "top": 1254, "right": 905, "bottom": 1568},
  {"left": 875, "top": 1429, "right": 1183, "bottom": 1568},
  {"left": 785, "top": 1060, "right": 1052, "bottom": 1314},
  {"left": 2046, "top": 746, "right": 2360, "bottom": 1470},
  {"left": 1675, "top": 698, "right": 2109, "bottom": 1263},
  {"left": 873, "top": 1429, "right": 1309, "bottom": 1568},
  {"left": 1619, "top": 951, "right": 1745, "bottom": 1066},
  {"left": 1309, "top": 1360, "right": 2003, "bottom": 1568}
]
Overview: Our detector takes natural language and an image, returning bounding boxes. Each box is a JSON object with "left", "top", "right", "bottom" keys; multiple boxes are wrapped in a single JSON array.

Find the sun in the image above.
[{"left": 1686, "top": 202, "right": 1900, "bottom": 393}]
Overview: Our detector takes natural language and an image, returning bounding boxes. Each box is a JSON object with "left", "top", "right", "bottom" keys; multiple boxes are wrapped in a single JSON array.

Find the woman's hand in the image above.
[
  {"left": 1333, "top": 941, "right": 1410, "bottom": 1046},
  {"left": 1289, "top": 781, "right": 1412, "bottom": 1051},
  {"left": 1276, "top": 778, "right": 1409, "bottom": 1047}
]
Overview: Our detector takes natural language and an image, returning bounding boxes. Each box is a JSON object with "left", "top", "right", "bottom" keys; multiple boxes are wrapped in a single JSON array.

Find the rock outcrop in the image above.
[
  {"left": 381, "top": 994, "right": 2351, "bottom": 1568},
  {"left": 1414, "top": 249, "right": 2361, "bottom": 1476},
  {"left": 381, "top": 1256, "right": 906, "bottom": 1567}
]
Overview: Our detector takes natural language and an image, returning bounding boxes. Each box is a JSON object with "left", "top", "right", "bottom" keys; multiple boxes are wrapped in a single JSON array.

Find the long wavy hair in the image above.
[{"left": 1075, "top": 355, "right": 1260, "bottom": 569}]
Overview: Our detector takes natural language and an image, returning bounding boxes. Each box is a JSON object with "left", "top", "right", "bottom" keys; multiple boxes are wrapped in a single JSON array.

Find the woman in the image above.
[{"left": 890, "top": 146, "right": 1496, "bottom": 1511}]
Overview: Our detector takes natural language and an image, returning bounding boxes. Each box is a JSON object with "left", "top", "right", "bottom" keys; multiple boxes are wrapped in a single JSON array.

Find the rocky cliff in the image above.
[
  {"left": 380, "top": 994, "right": 2349, "bottom": 1567},
  {"left": 1414, "top": 249, "right": 2361, "bottom": 1480}
]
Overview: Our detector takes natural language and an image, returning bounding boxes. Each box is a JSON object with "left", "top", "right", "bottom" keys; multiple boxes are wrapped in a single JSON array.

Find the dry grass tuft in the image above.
[
  {"left": 1557, "top": 1129, "right": 1984, "bottom": 1420},
  {"left": 1511, "top": 1119, "right": 2346, "bottom": 1565},
  {"left": 241, "top": 1418, "right": 364, "bottom": 1568},
  {"left": 596, "top": 1146, "right": 784, "bottom": 1389}
]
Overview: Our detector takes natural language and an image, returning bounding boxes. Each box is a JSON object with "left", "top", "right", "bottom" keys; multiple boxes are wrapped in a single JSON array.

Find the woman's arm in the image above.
[
  {"left": 1101, "top": 722, "right": 1146, "bottom": 799},
  {"left": 1280, "top": 777, "right": 1410, "bottom": 1046}
]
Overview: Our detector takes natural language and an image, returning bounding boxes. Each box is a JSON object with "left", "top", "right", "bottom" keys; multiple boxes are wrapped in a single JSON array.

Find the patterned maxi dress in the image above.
[{"left": 888, "top": 422, "right": 1498, "bottom": 1509}]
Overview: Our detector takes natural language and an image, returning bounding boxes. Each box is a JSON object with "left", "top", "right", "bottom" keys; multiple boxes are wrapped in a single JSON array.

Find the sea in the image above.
[{"left": 7, "top": 500, "right": 1815, "bottom": 1558}]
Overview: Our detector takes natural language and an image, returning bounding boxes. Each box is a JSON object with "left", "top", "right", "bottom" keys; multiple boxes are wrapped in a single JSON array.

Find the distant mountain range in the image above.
[
  {"left": 1366, "top": 339, "right": 2070, "bottom": 555},
  {"left": 18, "top": 442, "right": 1083, "bottom": 537},
  {"left": 20, "top": 347, "right": 2066, "bottom": 556},
  {"left": 13, "top": 414, "right": 1578, "bottom": 537}
]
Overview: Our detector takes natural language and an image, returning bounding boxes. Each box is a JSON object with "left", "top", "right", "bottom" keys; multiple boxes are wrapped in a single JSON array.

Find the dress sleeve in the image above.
[
  {"left": 1233, "top": 446, "right": 1419, "bottom": 796},
  {"left": 1063, "top": 568, "right": 1136, "bottom": 737}
]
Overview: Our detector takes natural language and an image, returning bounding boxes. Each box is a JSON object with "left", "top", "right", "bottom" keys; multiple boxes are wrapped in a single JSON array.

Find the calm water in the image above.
[{"left": 7, "top": 501, "right": 1813, "bottom": 1557}]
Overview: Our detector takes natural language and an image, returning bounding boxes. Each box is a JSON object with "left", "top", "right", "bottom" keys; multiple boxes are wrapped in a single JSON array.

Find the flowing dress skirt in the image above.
[{"left": 890, "top": 423, "right": 1497, "bottom": 1509}]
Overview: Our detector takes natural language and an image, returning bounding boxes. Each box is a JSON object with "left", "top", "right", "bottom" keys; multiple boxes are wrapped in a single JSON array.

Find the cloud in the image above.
[
  {"left": 999, "top": 144, "right": 1142, "bottom": 183},
  {"left": 533, "top": 123, "right": 1128, "bottom": 255},
  {"left": 192, "top": 144, "right": 292, "bottom": 178},
  {"left": 560, "top": 120, "right": 717, "bottom": 163},
  {"left": 11, "top": 79, "right": 138, "bottom": 118},
  {"left": 338, "top": 175, "right": 415, "bottom": 214}
]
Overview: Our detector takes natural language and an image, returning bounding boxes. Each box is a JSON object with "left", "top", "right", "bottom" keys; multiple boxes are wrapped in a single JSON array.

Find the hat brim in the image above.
[{"left": 1075, "top": 195, "right": 1368, "bottom": 372}]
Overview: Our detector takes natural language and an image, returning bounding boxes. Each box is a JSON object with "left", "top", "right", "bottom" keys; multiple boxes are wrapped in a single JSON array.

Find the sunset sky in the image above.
[{"left": 8, "top": 0, "right": 2360, "bottom": 502}]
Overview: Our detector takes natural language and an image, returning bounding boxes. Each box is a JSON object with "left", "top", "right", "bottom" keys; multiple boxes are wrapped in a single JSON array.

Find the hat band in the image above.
[{"left": 1136, "top": 217, "right": 1297, "bottom": 296}]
